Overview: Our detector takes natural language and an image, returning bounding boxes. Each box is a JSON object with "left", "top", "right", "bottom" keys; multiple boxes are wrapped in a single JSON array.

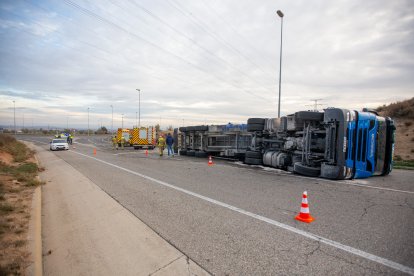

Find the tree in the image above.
[{"left": 96, "top": 126, "right": 108, "bottom": 134}]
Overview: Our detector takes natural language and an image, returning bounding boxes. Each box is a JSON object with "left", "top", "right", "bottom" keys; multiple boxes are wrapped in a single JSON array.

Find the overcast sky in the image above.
[{"left": 0, "top": 0, "right": 413, "bottom": 130}]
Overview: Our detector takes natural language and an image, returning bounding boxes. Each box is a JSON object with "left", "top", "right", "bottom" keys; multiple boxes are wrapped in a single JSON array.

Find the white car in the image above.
[{"left": 50, "top": 139, "right": 69, "bottom": 151}]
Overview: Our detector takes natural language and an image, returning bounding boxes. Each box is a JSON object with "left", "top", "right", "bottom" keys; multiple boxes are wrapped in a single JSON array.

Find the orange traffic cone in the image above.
[
  {"left": 93, "top": 148, "right": 97, "bottom": 155},
  {"left": 295, "top": 191, "right": 315, "bottom": 223},
  {"left": 208, "top": 156, "right": 214, "bottom": 166},
  {"left": 145, "top": 149, "right": 148, "bottom": 157}
]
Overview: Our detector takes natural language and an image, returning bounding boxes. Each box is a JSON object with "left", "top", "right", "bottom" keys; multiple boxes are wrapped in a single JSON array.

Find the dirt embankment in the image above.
[
  {"left": 377, "top": 97, "right": 414, "bottom": 161},
  {"left": 0, "top": 134, "right": 43, "bottom": 275}
]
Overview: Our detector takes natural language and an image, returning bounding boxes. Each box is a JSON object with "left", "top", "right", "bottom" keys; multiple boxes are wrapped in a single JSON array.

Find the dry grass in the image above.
[
  {"left": 377, "top": 97, "right": 414, "bottom": 119},
  {"left": 376, "top": 99, "right": 414, "bottom": 161},
  {"left": 0, "top": 134, "right": 42, "bottom": 275}
]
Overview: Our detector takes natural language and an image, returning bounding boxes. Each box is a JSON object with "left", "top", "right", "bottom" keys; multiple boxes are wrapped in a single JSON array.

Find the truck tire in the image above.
[
  {"left": 245, "top": 150, "right": 262, "bottom": 159},
  {"left": 247, "top": 118, "right": 265, "bottom": 125},
  {"left": 195, "top": 151, "right": 208, "bottom": 158},
  {"left": 293, "top": 162, "right": 320, "bottom": 177},
  {"left": 179, "top": 127, "right": 187, "bottom": 132},
  {"left": 247, "top": 123, "right": 265, "bottom": 132},
  {"left": 320, "top": 163, "right": 344, "bottom": 180},
  {"left": 187, "top": 150, "right": 195, "bottom": 156},
  {"left": 295, "top": 111, "right": 324, "bottom": 121},
  {"left": 245, "top": 157, "right": 263, "bottom": 165},
  {"left": 179, "top": 150, "right": 187, "bottom": 156}
]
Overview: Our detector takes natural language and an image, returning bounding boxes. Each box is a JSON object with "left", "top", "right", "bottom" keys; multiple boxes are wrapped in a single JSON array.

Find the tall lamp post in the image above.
[
  {"left": 110, "top": 105, "right": 113, "bottom": 134},
  {"left": 121, "top": 114, "right": 124, "bottom": 129},
  {"left": 13, "top": 100, "right": 16, "bottom": 135},
  {"left": 87, "top": 107, "right": 90, "bottom": 136},
  {"left": 136, "top": 89, "right": 140, "bottom": 127},
  {"left": 276, "top": 10, "right": 284, "bottom": 118}
]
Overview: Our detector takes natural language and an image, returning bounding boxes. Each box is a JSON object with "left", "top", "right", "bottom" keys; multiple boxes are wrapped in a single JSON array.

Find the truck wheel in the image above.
[
  {"left": 195, "top": 151, "right": 207, "bottom": 158},
  {"left": 245, "top": 150, "right": 262, "bottom": 159},
  {"left": 293, "top": 162, "right": 320, "bottom": 177},
  {"left": 320, "top": 163, "right": 344, "bottom": 180},
  {"left": 179, "top": 150, "right": 187, "bottom": 156},
  {"left": 247, "top": 123, "right": 265, "bottom": 132},
  {"left": 187, "top": 150, "right": 195, "bottom": 156},
  {"left": 247, "top": 118, "right": 265, "bottom": 125},
  {"left": 245, "top": 157, "right": 263, "bottom": 165}
]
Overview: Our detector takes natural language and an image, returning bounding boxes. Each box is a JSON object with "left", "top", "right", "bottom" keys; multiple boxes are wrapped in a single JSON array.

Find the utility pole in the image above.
[
  {"left": 276, "top": 10, "right": 284, "bottom": 118},
  {"left": 136, "top": 89, "right": 141, "bottom": 127},
  {"left": 306, "top": 99, "right": 324, "bottom": 112},
  {"left": 121, "top": 114, "right": 124, "bottom": 129},
  {"left": 13, "top": 100, "right": 16, "bottom": 135},
  {"left": 136, "top": 111, "right": 138, "bottom": 128},
  {"left": 110, "top": 105, "right": 113, "bottom": 134},
  {"left": 87, "top": 107, "right": 90, "bottom": 136}
]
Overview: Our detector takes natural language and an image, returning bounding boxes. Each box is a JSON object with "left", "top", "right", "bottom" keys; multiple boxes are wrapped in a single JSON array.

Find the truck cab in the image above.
[{"left": 345, "top": 110, "right": 395, "bottom": 179}]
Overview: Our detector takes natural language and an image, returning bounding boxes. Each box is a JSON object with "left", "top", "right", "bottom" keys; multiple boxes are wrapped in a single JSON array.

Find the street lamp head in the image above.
[
  {"left": 277, "top": 10, "right": 284, "bottom": 18},
  {"left": 136, "top": 88, "right": 140, "bottom": 92}
]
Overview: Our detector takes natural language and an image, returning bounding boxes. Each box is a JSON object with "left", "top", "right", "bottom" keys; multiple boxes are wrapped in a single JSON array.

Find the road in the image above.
[{"left": 21, "top": 135, "right": 414, "bottom": 275}]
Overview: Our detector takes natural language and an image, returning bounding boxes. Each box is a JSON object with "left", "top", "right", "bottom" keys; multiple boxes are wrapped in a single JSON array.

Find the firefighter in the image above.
[
  {"left": 157, "top": 135, "right": 166, "bottom": 156},
  {"left": 112, "top": 136, "right": 118, "bottom": 150},
  {"left": 120, "top": 136, "right": 125, "bottom": 150}
]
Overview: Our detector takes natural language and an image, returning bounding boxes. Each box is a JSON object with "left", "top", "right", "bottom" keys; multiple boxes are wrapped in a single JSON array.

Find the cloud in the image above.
[{"left": 0, "top": 0, "right": 413, "bottom": 129}]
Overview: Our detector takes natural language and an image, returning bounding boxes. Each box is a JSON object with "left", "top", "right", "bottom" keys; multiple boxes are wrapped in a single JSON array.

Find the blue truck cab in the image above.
[
  {"left": 346, "top": 110, "right": 395, "bottom": 179},
  {"left": 322, "top": 108, "right": 395, "bottom": 180}
]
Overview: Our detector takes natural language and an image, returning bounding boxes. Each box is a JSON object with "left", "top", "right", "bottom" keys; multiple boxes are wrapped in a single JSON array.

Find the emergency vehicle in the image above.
[{"left": 130, "top": 126, "right": 156, "bottom": 149}]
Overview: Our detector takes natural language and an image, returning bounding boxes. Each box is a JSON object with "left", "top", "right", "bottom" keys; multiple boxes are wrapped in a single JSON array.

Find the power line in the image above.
[
  {"left": 165, "top": 0, "right": 276, "bottom": 82},
  {"left": 123, "top": 0, "right": 274, "bottom": 93},
  {"left": 61, "top": 0, "right": 270, "bottom": 101}
]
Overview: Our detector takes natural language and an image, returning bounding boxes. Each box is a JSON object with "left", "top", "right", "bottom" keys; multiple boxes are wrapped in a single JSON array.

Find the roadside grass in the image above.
[
  {"left": 394, "top": 159, "right": 414, "bottom": 170},
  {"left": 0, "top": 134, "right": 33, "bottom": 162},
  {"left": 0, "top": 134, "right": 42, "bottom": 275}
]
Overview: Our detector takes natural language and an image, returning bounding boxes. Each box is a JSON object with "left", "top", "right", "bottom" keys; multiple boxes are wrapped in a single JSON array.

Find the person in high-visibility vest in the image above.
[
  {"left": 120, "top": 136, "right": 125, "bottom": 150},
  {"left": 112, "top": 136, "right": 118, "bottom": 150},
  {"left": 157, "top": 135, "right": 166, "bottom": 156}
]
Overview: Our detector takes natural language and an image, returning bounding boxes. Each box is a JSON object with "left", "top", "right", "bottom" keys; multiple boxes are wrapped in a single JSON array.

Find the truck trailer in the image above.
[{"left": 178, "top": 108, "right": 395, "bottom": 180}]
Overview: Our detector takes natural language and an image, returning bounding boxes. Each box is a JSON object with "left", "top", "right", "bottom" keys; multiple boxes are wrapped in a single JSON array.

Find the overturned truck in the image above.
[{"left": 178, "top": 108, "right": 395, "bottom": 180}]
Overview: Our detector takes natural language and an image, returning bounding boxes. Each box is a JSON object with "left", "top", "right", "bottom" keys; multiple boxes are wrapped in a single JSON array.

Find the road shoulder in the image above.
[{"left": 33, "top": 144, "right": 209, "bottom": 276}]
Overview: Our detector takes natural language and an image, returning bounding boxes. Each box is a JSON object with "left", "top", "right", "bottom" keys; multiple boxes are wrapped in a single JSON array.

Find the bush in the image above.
[
  {"left": 0, "top": 134, "right": 31, "bottom": 162},
  {"left": 376, "top": 98, "right": 414, "bottom": 119}
]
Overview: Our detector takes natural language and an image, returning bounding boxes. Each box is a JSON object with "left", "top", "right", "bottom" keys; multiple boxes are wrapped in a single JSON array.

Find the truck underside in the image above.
[{"left": 178, "top": 108, "right": 395, "bottom": 180}]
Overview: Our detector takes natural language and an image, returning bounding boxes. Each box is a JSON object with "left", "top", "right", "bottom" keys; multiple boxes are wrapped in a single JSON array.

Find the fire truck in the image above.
[{"left": 130, "top": 126, "right": 156, "bottom": 150}]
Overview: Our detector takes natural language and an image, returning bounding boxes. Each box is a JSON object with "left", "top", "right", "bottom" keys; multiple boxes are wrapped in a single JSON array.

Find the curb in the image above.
[{"left": 26, "top": 143, "right": 43, "bottom": 276}]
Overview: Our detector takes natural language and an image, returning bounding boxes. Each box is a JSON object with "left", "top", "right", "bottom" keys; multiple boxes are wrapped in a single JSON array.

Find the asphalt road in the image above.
[{"left": 21, "top": 135, "right": 414, "bottom": 275}]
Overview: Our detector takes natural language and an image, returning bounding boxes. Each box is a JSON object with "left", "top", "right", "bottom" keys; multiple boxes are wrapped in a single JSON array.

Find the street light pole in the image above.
[
  {"left": 276, "top": 10, "right": 284, "bottom": 118},
  {"left": 13, "top": 100, "right": 16, "bottom": 135},
  {"left": 110, "top": 105, "right": 113, "bottom": 134},
  {"left": 87, "top": 107, "right": 90, "bottom": 136},
  {"left": 136, "top": 89, "right": 140, "bottom": 127},
  {"left": 121, "top": 114, "right": 124, "bottom": 129},
  {"left": 135, "top": 112, "right": 138, "bottom": 128}
]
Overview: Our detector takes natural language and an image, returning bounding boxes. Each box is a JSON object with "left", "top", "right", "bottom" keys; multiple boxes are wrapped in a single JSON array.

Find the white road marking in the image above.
[
  {"left": 234, "top": 162, "right": 414, "bottom": 195},
  {"left": 69, "top": 149, "right": 414, "bottom": 275},
  {"left": 20, "top": 138, "right": 414, "bottom": 195}
]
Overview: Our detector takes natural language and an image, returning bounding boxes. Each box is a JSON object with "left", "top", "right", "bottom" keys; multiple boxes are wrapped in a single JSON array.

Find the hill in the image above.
[{"left": 376, "top": 98, "right": 414, "bottom": 161}]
